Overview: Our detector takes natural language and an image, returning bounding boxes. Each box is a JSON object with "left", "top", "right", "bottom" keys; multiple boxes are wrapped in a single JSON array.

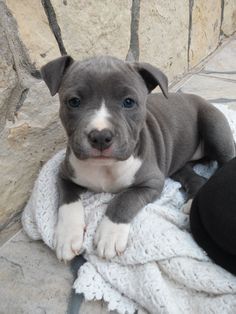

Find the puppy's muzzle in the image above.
[{"left": 88, "top": 128, "right": 114, "bottom": 151}]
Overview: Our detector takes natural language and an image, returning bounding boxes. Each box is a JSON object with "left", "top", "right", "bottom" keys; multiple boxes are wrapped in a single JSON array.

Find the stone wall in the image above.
[{"left": 0, "top": 0, "right": 236, "bottom": 229}]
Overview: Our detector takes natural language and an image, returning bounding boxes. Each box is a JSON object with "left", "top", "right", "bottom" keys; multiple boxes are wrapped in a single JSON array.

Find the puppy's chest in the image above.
[{"left": 69, "top": 155, "right": 142, "bottom": 193}]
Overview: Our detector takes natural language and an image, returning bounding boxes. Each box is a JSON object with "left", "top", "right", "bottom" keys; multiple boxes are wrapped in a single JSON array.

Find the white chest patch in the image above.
[{"left": 69, "top": 152, "right": 142, "bottom": 193}]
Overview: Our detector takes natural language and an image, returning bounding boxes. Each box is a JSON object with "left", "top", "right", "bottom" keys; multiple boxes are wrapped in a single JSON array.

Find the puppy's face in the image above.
[
  {"left": 41, "top": 56, "right": 168, "bottom": 162},
  {"left": 59, "top": 57, "right": 149, "bottom": 161}
]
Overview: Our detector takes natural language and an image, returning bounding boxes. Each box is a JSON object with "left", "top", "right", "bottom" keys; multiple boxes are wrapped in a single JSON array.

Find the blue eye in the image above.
[
  {"left": 122, "top": 98, "right": 136, "bottom": 109},
  {"left": 68, "top": 97, "right": 80, "bottom": 108}
]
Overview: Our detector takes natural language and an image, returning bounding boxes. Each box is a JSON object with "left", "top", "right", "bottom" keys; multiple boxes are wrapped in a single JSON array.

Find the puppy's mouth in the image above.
[
  {"left": 71, "top": 141, "right": 131, "bottom": 162},
  {"left": 87, "top": 149, "right": 117, "bottom": 165},
  {"left": 89, "top": 147, "right": 114, "bottom": 158},
  {"left": 86, "top": 148, "right": 117, "bottom": 165},
  {"left": 92, "top": 156, "right": 113, "bottom": 160}
]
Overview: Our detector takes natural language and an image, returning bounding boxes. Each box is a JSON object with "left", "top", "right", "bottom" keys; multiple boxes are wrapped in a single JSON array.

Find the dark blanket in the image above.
[{"left": 190, "top": 157, "right": 236, "bottom": 275}]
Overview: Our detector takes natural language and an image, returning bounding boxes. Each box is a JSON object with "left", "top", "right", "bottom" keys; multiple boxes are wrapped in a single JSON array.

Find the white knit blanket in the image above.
[{"left": 22, "top": 104, "right": 236, "bottom": 314}]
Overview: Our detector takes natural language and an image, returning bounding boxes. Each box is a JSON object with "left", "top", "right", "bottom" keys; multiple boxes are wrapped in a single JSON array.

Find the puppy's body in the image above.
[
  {"left": 41, "top": 56, "right": 235, "bottom": 261},
  {"left": 63, "top": 92, "right": 233, "bottom": 199}
]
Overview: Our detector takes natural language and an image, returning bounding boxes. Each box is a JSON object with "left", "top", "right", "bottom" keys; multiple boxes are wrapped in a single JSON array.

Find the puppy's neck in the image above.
[{"left": 68, "top": 150, "right": 142, "bottom": 193}]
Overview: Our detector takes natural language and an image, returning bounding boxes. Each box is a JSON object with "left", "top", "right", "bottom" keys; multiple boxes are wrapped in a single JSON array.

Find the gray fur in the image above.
[{"left": 41, "top": 55, "right": 235, "bottom": 224}]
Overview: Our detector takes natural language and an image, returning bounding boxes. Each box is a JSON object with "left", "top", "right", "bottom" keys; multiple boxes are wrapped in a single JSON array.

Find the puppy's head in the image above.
[{"left": 41, "top": 55, "right": 168, "bottom": 162}]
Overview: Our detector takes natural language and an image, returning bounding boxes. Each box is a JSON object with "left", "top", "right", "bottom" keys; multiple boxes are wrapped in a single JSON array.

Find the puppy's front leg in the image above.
[
  {"left": 54, "top": 177, "right": 86, "bottom": 262},
  {"left": 95, "top": 179, "right": 164, "bottom": 259}
]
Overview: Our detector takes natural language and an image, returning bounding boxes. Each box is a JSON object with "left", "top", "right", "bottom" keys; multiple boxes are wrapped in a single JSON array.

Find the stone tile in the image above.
[
  {"left": 139, "top": 0, "right": 189, "bottom": 82},
  {"left": 51, "top": 0, "right": 131, "bottom": 60},
  {"left": 170, "top": 73, "right": 194, "bottom": 93},
  {"left": 221, "top": 0, "right": 236, "bottom": 36},
  {"left": 189, "top": 0, "right": 221, "bottom": 68},
  {"left": 0, "top": 2, "right": 66, "bottom": 227},
  {"left": 0, "top": 229, "right": 116, "bottom": 314},
  {"left": 80, "top": 300, "right": 117, "bottom": 314},
  {"left": 0, "top": 78, "right": 66, "bottom": 228},
  {"left": 0, "top": 217, "right": 21, "bottom": 248},
  {"left": 201, "top": 37, "right": 236, "bottom": 81},
  {"left": 0, "top": 230, "right": 73, "bottom": 314},
  {"left": 177, "top": 74, "right": 236, "bottom": 107},
  {"left": 6, "top": 0, "right": 60, "bottom": 67}
]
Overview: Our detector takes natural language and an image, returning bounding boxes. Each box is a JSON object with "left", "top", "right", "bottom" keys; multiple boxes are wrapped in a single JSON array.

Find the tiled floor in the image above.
[
  {"left": 0, "top": 231, "right": 73, "bottom": 314},
  {"left": 1, "top": 35, "right": 236, "bottom": 314}
]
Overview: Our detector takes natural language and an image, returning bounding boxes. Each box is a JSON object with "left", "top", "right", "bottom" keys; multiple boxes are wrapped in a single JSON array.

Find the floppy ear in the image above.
[
  {"left": 40, "top": 55, "right": 74, "bottom": 96},
  {"left": 134, "top": 62, "right": 168, "bottom": 98}
]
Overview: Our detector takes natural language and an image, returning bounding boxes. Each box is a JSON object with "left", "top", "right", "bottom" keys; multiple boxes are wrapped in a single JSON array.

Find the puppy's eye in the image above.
[
  {"left": 122, "top": 98, "right": 136, "bottom": 109},
  {"left": 68, "top": 97, "right": 81, "bottom": 108}
]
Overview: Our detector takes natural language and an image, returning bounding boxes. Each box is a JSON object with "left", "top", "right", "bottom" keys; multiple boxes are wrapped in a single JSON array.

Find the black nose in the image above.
[{"left": 88, "top": 129, "right": 114, "bottom": 150}]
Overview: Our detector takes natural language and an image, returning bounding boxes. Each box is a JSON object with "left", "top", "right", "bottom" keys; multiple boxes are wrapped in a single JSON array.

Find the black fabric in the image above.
[{"left": 190, "top": 157, "right": 236, "bottom": 275}]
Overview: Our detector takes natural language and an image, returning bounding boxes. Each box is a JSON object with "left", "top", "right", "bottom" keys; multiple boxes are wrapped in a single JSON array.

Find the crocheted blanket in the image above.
[{"left": 22, "top": 104, "right": 236, "bottom": 314}]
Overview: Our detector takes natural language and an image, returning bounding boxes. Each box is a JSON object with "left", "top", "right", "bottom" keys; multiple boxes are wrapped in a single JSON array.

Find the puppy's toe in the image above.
[
  {"left": 55, "top": 228, "right": 84, "bottom": 262},
  {"left": 97, "top": 238, "right": 115, "bottom": 260},
  {"left": 95, "top": 216, "right": 130, "bottom": 259},
  {"left": 57, "top": 242, "right": 76, "bottom": 262},
  {"left": 115, "top": 233, "right": 129, "bottom": 255},
  {"left": 71, "top": 237, "right": 84, "bottom": 255},
  {"left": 181, "top": 199, "right": 193, "bottom": 214}
]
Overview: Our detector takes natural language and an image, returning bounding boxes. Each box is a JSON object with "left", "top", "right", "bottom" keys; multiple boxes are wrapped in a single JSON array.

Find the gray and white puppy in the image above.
[{"left": 41, "top": 55, "right": 235, "bottom": 261}]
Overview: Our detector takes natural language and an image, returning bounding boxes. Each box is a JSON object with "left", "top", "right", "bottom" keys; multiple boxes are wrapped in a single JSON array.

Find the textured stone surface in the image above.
[
  {"left": 0, "top": 214, "right": 21, "bottom": 247},
  {"left": 189, "top": 0, "right": 221, "bottom": 67},
  {"left": 0, "top": 230, "right": 73, "bottom": 314},
  {"left": 139, "top": 0, "right": 189, "bottom": 82},
  {"left": 0, "top": 0, "right": 36, "bottom": 132},
  {"left": 178, "top": 74, "right": 236, "bottom": 107},
  {"left": 51, "top": 0, "right": 131, "bottom": 60},
  {"left": 0, "top": 229, "right": 118, "bottom": 314},
  {"left": 0, "top": 79, "right": 66, "bottom": 226},
  {"left": 0, "top": 16, "right": 18, "bottom": 131},
  {"left": 222, "top": 0, "right": 236, "bottom": 36},
  {"left": 6, "top": 0, "right": 60, "bottom": 67},
  {"left": 0, "top": 1, "right": 66, "bottom": 227},
  {"left": 81, "top": 300, "right": 116, "bottom": 314},
  {"left": 172, "top": 37, "right": 236, "bottom": 109},
  {"left": 203, "top": 36, "right": 236, "bottom": 81}
]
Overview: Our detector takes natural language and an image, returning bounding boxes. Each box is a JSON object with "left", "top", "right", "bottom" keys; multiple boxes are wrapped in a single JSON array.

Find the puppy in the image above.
[{"left": 41, "top": 55, "right": 235, "bottom": 261}]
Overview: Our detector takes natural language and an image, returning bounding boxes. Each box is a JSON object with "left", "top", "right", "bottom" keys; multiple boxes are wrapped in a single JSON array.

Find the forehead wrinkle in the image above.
[
  {"left": 68, "top": 56, "right": 129, "bottom": 84},
  {"left": 61, "top": 56, "right": 147, "bottom": 102},
  {"left": 101, "top": 73, "right": 141, "bottom": 99},
  {"left": 78, "top": 56, "right": 125, "bottom": 73}
]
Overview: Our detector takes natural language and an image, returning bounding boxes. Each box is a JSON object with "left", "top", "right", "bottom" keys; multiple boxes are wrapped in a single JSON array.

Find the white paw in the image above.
[
  {"left": 54, "top": 201, "right": 85, "bottom": 262},
  {"left": 94, "top": 216, "right": 130, "bottom": 259},
  {"left": 181, "top": 199, "right": 193, "bottom": 214}
]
